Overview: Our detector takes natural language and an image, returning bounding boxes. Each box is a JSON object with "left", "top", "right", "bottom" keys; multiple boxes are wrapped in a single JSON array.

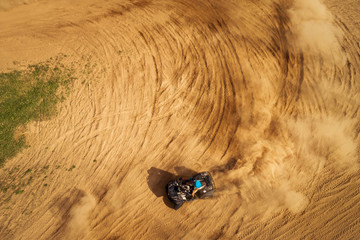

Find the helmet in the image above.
[{"left": 195, "top": 180, "right": 201, "bottom": 188}]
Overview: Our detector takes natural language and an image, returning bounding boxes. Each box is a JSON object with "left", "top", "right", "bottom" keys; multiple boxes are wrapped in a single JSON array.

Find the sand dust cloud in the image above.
[
  {"left": 286, "top": 0, "right": 345, "bottom": 64},
  {"left": 66, "top": 193, "right": 96, "bottom": 239}
]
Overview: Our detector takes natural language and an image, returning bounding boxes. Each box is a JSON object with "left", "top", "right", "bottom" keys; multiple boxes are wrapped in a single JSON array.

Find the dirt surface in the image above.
[{"left": 0, "top": 0, "right": 359, "bottom": 239}]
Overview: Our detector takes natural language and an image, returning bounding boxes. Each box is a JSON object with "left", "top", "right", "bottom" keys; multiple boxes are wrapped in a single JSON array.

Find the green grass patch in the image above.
[
  {"left": 1, "top": 186, "right": 8, "bottom": 193},
  {"left": 14, "top": 189, "right": 24, "bottom": 194},
  {"left": 67, "top": 165, "right": 76, "bottom": 171},
  {"left": 0, "top": 58, "right": 76, "bottom": 166}
]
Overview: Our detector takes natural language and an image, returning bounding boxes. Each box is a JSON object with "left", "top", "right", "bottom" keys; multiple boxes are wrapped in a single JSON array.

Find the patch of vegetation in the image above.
[
  {"left": 22, "top": 209, "right": 32, "bottom": 215},
  {"left": 27, "top": 176, "right": 33, "bottom": 185},
  {"left": 41, "top": 165, "right": 49, "bottom": 174},
  {"left": 67, "top": 165, "right": 76, "bottom": 171},
  {"left": 0, "top": 58, "right": 76, "bottom": 166},
  {"left": 0, "top": 164, "right": 57, "bottom": 205},
  {"left": 8, "top": 167, "right": 20, "bottom": 175},
  {"left": 14, "top": 189, "right": 24, "bottom": 194},
  {"left": 1, "top": 186, "right": 8, "bottom": 193}
]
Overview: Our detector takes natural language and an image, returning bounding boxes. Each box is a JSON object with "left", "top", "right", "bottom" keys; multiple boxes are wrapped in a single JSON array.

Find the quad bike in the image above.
[{"left": 166, "top": 172, "right": 215, "bottom": 210}]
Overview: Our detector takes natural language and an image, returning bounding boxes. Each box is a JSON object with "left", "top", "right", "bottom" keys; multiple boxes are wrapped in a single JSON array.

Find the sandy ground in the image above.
[{"left": 0, "top": 0, "right": 359, "bottom": 239}]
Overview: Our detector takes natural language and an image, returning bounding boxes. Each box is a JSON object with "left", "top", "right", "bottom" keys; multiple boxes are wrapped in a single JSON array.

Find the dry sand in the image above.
[{"left": 0, "top": 0, "right": 359, "bottom": 239}]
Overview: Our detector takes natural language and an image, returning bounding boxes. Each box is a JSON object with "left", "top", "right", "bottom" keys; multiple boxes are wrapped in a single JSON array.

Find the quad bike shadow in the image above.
[{"left": 147, "top": 167, "right": 176, "bottom": 209}]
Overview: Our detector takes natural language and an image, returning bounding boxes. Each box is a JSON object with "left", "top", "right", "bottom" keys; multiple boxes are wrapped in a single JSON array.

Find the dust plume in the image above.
[
  {"left": 213, "top": 119, "right": 310, "bottom": 218},
  {"left": 214, "top": 114, "right": 358, "bottom": 219},
  {"left": 214, "top": 62, "right": 359, "bottom": 216},
  {"left": 286, "top": 0, "right": 345, "bottom": 64},
  {"left": 211, "top": 0, "right": 359, "bottom": 216},
  {"left": 66, "top": 193, "right": 96, "bottom": 240}
]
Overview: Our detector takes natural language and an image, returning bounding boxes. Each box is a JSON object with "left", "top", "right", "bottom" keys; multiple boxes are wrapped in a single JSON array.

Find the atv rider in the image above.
[
  {"left": 192, "top": 180, "right": 202, "bottom": 197},
  {"left": 179, "top": 178, "right": 201, "bottom": 199}
]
